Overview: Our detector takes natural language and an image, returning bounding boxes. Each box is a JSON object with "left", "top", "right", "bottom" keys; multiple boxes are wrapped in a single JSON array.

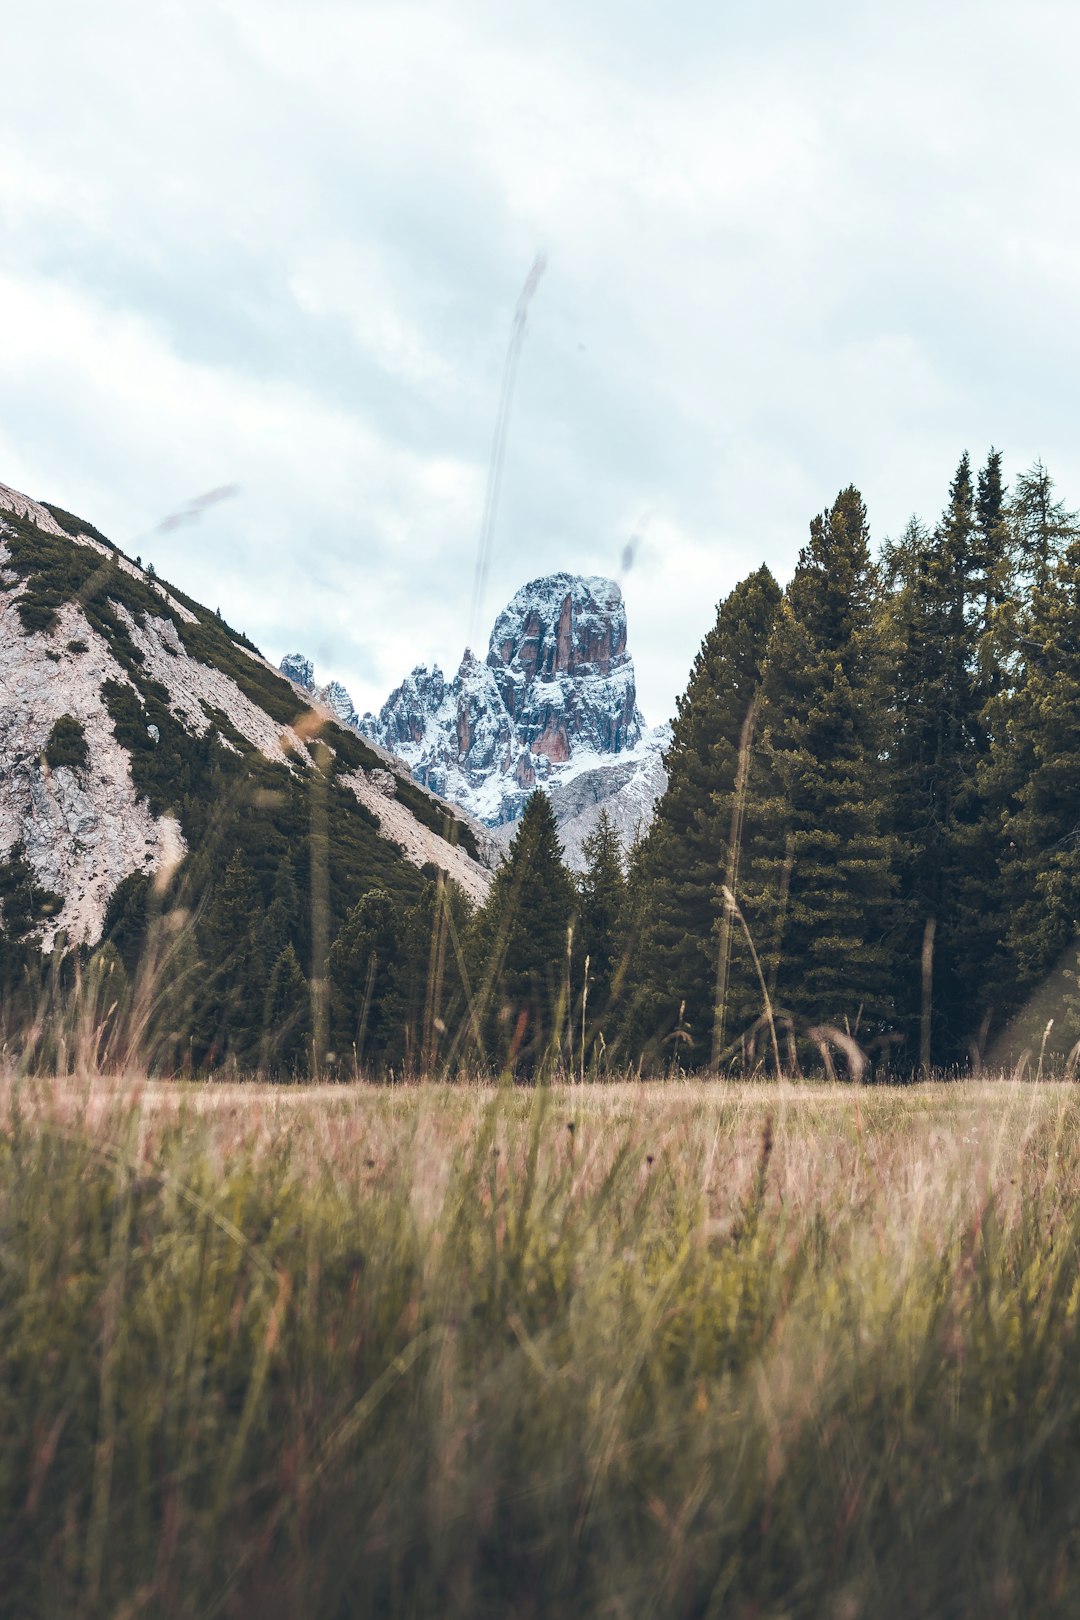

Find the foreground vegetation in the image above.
[{"left": 6, "top": 1075, "right": 1080, "bottom": 1617}]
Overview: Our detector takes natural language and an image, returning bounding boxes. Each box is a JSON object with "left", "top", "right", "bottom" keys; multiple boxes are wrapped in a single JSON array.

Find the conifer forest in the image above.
[{"left": 6, "top": 449, "right": 1080, "bottom": 1083}]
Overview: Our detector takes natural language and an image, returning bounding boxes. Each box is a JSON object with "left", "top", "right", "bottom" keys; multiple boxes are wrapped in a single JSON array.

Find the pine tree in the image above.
[
  {"left": 622, "top": 566, "right": 781, "bottom": 1068},
  {"left": 470, "top": 791, "right": 576, "bottom": 1074},
  {"left": 993, "top": 485, "right": 1080, "bottom": 1040},
  {"left": 886, "top": 455, "right": 1014, "bottom": 1068},
  {"left": 742, "top": 486, "right": 897, "bottom": 1058},
  {"left": 975, "top": 447, "right": 1012, "bottom": 668},
  {"left": 264, "top": 943, "right": 310, "bottom": 1077},
  {"left": 392, "top": 876, "right": 471, "bottom": 1074},
  {"left": 327, "top": 888, "right": 402, "bottom": 1071},
  {"left": 195, "top": 848, "right": 266, "bottom": 1069},
  {"left": 576, "top": 809, "right": 627, "bottom": 1064},
  {"left": 1012, "top": 459, "right": 1080, "bottom": 590}
]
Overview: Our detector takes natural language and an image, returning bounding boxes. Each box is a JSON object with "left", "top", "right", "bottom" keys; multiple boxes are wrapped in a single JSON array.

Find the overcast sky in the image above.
[{"left": 3, "top": 1, "right": 1080, "bottom": 724}]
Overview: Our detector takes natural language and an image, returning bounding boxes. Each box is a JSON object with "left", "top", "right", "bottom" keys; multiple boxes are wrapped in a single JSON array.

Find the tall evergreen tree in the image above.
[
  {"left": 886, "top": 454, "right": 1014, "bottom": 1067},
  {"left": 470, "top": 791, "right": 575, "bottom": 1074},
  {"left": 327, "top": 888, "right": 402, "bottom": 1071},
  {"left": 195, "top": 848, "right": 266, "bottom": 1069},
  {"left": 1012, "top": 459, "right": 1080, "bottom": 590},
  {"left": 992, "top": 480, "right": 1080, "bottom": 1041},
  {"left": 264, "top": 943, "right": 310, "bottom": 1077},
  {"left": 974, "top": 448, "right": 1016, "bottom": 702},
  {"left": 741, "top": 487, "right": 897, "bottom": 1056},
  {"left": 575, "top": 809, "right": 627, "bottom": 1063},
  {"left": 392, "top": 876, "right": 471, "bottom": 1074},
  {"left": 622, "top": 566, "right": 781, "bottom": 1068}
]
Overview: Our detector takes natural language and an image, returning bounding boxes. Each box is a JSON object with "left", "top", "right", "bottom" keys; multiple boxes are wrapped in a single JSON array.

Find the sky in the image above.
[{"left": 3, "top": 0, "right": 1080, "bottom": 726}]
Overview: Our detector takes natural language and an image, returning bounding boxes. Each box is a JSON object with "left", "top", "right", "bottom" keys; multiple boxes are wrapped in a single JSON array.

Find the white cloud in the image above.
[{"left": 3, "top": 0, "right": 1080, "bottom": 724}]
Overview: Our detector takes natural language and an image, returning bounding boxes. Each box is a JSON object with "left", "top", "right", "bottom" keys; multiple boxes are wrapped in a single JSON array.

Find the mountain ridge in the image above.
[
  {"left": 285, "top": 572, "right": 669, "bottom": 865},
  {"left": 0, "top": 481, "right": 492, "bottom": 966}
]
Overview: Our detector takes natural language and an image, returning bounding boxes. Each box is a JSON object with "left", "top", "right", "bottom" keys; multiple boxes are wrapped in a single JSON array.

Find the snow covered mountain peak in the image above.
[
  {"left": 484, "top": 574, "right": 643, "bottom": 764},
  {"left": 352, "top": 574, "right": 666, "bottom": 858},
  {"left": 278, "top": 653, "right": 359, "bottom": 728}
]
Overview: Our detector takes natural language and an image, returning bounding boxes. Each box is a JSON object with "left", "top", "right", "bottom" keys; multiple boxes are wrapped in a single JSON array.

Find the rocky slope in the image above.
[
  {"left": 298, "top": 573, "right": 670, "bottom": 866},
  {"left": 0, "top": 482, "right": 492, "bottom": 954}
]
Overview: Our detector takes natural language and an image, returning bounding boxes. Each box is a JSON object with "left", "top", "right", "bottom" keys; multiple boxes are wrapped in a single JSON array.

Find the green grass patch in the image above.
[{"left": 4, "top": 1078, "right": 1080, "bottom": 1617}]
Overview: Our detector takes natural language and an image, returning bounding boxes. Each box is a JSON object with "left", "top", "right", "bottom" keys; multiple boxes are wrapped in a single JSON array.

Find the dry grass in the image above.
[{"left": 4, "top": 1073, "right": 1080, "bottom": 1617}]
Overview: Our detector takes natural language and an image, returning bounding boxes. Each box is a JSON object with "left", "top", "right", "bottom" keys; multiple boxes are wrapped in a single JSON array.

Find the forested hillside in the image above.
[
  {"left": 0, "top": 487, "right": 490, "bottom": 1077},
  {"left": 259, "top": 445, "right": 1080, "bottom": 1080},
  {"left": 6, "top": 453, "right": 1080, "bottom": 1079},
  {"left": 617, "top": 451, "right": 1080, "bottom": 1075}
]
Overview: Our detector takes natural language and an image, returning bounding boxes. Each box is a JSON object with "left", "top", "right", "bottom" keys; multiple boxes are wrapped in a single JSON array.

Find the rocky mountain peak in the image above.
[
  {"left": 349, "top": 574, "right": 662, "bottom": 849},
  {"left": 482, "top": 575, "right": 642, "bottom": 765},
  {"left": 279, "top": 652, "right": 314, "bottom": 690},
  {"left": 279, "top": 653, "right": 359, "bottom": 728},
  {"left": 488, "top": 573, "right": 629, "bottom": 685}
]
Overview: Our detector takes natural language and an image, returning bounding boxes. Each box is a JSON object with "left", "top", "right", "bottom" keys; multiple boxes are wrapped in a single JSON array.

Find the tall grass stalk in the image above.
[{"left": 6, "top": 1075, "right": 1080, "bottom": 1616}]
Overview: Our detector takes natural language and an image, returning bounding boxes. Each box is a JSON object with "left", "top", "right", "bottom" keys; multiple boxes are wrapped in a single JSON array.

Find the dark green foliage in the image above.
[
  {"left": 622, "top": 567, "right": 782, "bottom": 1067},
  {"left": 391, "top": 876, "right": 472, "bottom": 1073},
  {"left": 744, "top": 487, "right": 897, "bottom": 1051},
  {"left": 0, "top": 501, "right": 489, "bottom": 1075},
  {"left": 263, "top": 943, "right": 310, "bottom": 1076},
  {"left": 328, "top": 888, "right": 402, "bottom": 1069},
  {"left": 195, "top": 849, "right": 266, "bottom": 1069},
  {"left": 1011, "top": 458, "right": 1080, "bottom": 590},
  {"left": 883, "top": 456, "right": 1016, "bottom": 1066},
  {"left": 996, "top": 519, "right": 1080, "bottom": 1041},
  {"left": 41, "top": 501, "right": 117, "bottom": 550},
  {"left": 44, "top": 714, "right": 88, "bottom": 770},
  {"left": 469, "top": 792, "right": 576, "bottom": 1073},
  {"left": 102, "top": 873, "right": 153, "bottom": 979},
  {"left": 0, "top": 843, "right": 60, "bottom": 1013},
  {"left": 617, "top": 455, "right": 1080, "bottom": 1075},
  {"left": 0, "top": 842, "right": 63, "bottom": 942},
  {"left": 576, "top": 810, "right": 626, "bottom": 1050}
]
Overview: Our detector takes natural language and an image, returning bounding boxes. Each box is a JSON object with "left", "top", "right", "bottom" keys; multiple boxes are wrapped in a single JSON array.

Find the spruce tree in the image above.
[
  {"left": 886, "top": 455, "right": 1014, "bottom": 1067},
  {"left": 196, "top": 848, "right": 266, "bottom": 1069},
  {"left": 994, "top": 484, "right": 1080, "bottom": 1039},
  {"left": 264, "top": 943, "right": 310, "bottom": 1077},
  {"left": 622, "top": 566, "right": 781, "bottom": 1068},
  {"left": 742, "top": 486, "right": 896, "bottom": 1056},
  {"left": 470, "top": 791, "right": 575, "bottom": 1074},
  {"left": 975, "top": 447, "right": 1012, "bottom": 670},
  {"left": 392, "top": 876, "right": 471, "bottom": 1074},
  {"left": 1012, "top": 459, "right": 1080, "bottom": 590},
  {"left": 576, "top": 809, "right": 627, "bottom": 1063},
  {"left": 327, "top": 888, "right": 402, "bottom": 1071}
]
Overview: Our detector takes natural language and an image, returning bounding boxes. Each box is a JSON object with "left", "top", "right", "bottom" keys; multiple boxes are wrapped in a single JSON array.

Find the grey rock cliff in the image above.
[{"left": 354, "top": 574, "right": 668, "bottom": 866}]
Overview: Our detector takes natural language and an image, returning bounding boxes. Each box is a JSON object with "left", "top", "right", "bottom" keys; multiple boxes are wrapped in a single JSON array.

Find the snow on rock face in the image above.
[
  {"left": 488, "top": 724, "right": 671, "bottom": 870},
  {"left": 486, "top": 574, "right": 642, "bottom": 758},
  {"left": 277, "top": 656, "right": 358, "bottom": 728},
  {"left": 353, "top": 573, "right": 667, "bottom": 855},
  {"left": 318, "top": 680, "right": 359, "bottom": 728},
  {"left": 0, "top": 590, "right": 186, "bottom": 948},
  {"left": 279, "top": 653, "right": 315, "bottom": 690}
]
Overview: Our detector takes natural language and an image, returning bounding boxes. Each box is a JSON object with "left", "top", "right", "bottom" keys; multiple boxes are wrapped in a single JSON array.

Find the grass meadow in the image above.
[{"left": 5, "top": 1073, "right": 1080, "bottom": 1617}]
